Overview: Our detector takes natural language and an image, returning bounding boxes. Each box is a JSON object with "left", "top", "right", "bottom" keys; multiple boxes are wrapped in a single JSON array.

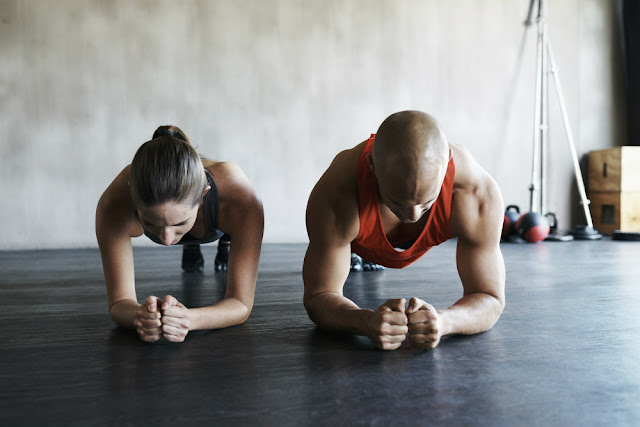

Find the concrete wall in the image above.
[{"left": 0, "top": 0, "right": 626, "bottom": 249}]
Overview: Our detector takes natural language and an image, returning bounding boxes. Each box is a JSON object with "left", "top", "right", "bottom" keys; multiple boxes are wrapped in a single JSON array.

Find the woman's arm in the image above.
[
  {"left": 95, "top": 171, "right": 163, "bottom": 342},
  {"left": 188, "top": 162, "right": 264, "bottom": 330}
]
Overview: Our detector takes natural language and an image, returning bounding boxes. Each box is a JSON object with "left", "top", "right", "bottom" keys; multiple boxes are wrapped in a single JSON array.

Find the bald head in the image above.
[
  {"left": 370, "top": 111, "right": 450, "bottom": 222},
  {"left": 372, "top": 111, "right": 449, "bottom": 176}
]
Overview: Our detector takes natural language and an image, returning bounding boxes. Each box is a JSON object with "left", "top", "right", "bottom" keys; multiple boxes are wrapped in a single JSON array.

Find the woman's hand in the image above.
[
  {"left": 160, "top": 295, "right": 191, "bottom": 343},
  {"left": 134, "top": 296, "right": 163, "bottom": 342}
]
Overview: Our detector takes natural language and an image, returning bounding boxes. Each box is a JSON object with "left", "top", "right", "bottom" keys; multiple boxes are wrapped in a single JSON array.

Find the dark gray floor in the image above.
[{"left": 1, "top": 239, "right": 639, "bottom": 426}]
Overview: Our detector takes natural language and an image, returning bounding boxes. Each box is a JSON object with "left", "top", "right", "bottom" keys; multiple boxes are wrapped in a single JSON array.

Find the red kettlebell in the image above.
[{"left": 515, "top": 211, "right": 550, "bottom": 243}]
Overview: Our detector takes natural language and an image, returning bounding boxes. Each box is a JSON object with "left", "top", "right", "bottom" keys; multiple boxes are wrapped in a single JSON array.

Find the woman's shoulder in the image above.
[
  {"left": 99, "top": 165, "right": 132, "bottom": 203},
  {"left": 96, "top": 166, "right": 142, "bottom": 236},
  {"left": 203, "top": 160, "right": 250, "bottom": 188},
  {"left": 203, "top": 159, "right": 262, "bottom": 211},
  {"left": 202, "top": 159, "right": 243, "bottom": 175}
]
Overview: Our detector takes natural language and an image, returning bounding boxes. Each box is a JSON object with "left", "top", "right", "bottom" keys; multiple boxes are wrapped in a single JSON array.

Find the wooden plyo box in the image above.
[
  {"left": 589, "top": 146, "right": 640, "bottom": 193},
  {"left": 589, "top": 192, "right": 640, "bottom": 235},
  {"left": 589, "top": 147, "right": 640, "bottom": 235}
]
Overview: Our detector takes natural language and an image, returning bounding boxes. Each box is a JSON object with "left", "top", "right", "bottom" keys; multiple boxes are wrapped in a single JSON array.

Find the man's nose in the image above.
[{"left": 409, "top": 206, "right": 423, "bottom": 222}]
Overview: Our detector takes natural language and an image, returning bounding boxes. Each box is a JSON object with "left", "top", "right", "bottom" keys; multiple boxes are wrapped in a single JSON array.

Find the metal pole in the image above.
[
  {"left": 529, "top": 0, "right": 544, "bottom": 213},
  {"left": 547, "top": 41, "right": 595, "bottom": 227},
  {"left": 540, "top": 0, "right": 549, "bottom": 215}
]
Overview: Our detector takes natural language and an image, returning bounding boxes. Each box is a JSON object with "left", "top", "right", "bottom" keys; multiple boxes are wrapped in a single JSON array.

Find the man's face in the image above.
[
  {"left": 374, "top": 160, "right": 445, "bottom": 223},
  {"left": 378, "top": 180, "right": 441, "bottom": 223}
]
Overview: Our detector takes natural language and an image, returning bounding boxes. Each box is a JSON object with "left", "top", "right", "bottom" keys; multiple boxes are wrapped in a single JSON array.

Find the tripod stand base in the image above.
[
  {"left": 545, "top": 231, "right": 574, "bottom": 242},
  {"left": 569, "top": 225, "right": 602, "bottom": 240},
  {"left": 543, "top": 213, "right": 574, "bottom": 241}
]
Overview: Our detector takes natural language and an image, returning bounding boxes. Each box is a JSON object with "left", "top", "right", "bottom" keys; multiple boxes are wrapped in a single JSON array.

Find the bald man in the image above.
[{"left": 303, "top": 111, "right": 505, "bottom": 350}]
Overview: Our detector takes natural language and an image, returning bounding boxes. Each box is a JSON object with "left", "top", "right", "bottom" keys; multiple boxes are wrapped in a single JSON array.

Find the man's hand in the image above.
[
  {"left": 367, "top": 298, "right": 409, "bottom": 350},
  {"left": 406, "top": 297, "right": 443, "bottom": 350},
  {"left": 160, "top": 295, "right": 191, "bottom": 343},
  {"left": 134, "top": 296, "right": 163, "bottom": 343}
]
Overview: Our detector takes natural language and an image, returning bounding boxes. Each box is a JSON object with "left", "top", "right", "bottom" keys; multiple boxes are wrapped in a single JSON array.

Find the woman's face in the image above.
[{"left": 136, "top": 201, "right": 200, "bottom": 246}]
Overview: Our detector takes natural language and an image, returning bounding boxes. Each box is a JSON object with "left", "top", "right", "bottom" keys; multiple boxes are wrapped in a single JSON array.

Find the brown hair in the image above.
[{"left": 130, "top": 125, "right": 207, "bottom": 207}]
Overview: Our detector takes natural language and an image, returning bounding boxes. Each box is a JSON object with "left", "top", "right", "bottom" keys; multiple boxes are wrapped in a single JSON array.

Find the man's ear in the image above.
[{"left": 366, "top": 153, "right": 376, "bottom": 176}]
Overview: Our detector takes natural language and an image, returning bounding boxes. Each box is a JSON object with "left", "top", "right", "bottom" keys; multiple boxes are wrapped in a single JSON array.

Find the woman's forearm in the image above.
[
  {"left": 188, "top": 297, "right": 252, "bottom": 330},
  {"left": 109, "top": 299, "right": 140, "bottom": 329}
]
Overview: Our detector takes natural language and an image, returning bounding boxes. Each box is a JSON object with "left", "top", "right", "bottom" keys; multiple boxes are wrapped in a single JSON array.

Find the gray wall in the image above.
[{"left": 0, "top": 0, "right": 626, "bottom": 249}]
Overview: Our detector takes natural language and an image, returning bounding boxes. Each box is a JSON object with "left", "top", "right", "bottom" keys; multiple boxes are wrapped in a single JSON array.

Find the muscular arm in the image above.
[
  {"left": 303, "top": 151, "right": 408, "bottom": 349},
  {"left": 302, "top": 236, "right": 373, "bottom": 336},
  {"left": 302, "top": 164, "right": 369, "bottom": 334},
  {"left": 440, "top": 239, "right": 505, "bottom": 335},
  {"left": 188, "top": 163, "right": 264, "bottom": 330},
  {"left": 440, "top": 148, "right": 506, "bottom": 336}
]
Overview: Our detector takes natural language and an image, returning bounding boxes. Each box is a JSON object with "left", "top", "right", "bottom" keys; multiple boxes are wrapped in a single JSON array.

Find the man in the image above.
[{"left": 303, "top": 111, "right": 505, "bottom": 350}]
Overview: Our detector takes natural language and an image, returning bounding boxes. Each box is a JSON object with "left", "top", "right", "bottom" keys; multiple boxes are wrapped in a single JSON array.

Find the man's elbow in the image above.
[{"left": 303, "top": 292, "right": 328, "bottom": 328}]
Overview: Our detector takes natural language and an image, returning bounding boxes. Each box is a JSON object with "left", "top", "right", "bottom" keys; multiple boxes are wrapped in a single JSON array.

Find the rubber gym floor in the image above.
[{"left": 1, "top": 238, "right": 639, "bottom": 426}]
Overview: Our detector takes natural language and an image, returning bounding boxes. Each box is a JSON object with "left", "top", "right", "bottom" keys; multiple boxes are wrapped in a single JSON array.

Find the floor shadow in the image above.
[
  {"left": 306, "top": 327, "right": 374, "bottom": 351},
  {"left": 181, "top": 270, "right": 227, "bottom": 308}
]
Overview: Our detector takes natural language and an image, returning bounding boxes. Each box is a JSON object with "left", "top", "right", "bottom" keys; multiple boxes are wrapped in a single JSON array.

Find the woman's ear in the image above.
[{"left": 202, "top": 185, "right": 211, "bottom": 197}]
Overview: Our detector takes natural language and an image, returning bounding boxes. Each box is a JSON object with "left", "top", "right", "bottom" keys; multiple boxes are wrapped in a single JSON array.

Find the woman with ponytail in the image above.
[{"left": 96, "top": 125, "right": 263, "bottom": 343}]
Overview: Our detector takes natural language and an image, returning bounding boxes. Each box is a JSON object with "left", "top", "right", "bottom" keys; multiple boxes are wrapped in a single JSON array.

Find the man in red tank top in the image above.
[{"left": 303, "top": 111, "right": 506, "bottom": 350}]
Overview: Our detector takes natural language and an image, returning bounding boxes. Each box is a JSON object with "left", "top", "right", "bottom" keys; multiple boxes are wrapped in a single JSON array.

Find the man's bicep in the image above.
[
  {"left": 304, "top": 183, "right": 355, "bottom": 292},
  {"left": 303, "top": 236, "right": 352, "bottom": 299},
  {"left": 456, "top": 239, "right": 505, "bottom": 302}
]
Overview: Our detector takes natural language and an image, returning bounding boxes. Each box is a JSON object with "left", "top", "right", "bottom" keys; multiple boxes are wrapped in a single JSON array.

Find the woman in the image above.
[{"left": 96, "top": 125, "right": 263, "bottom": 343}]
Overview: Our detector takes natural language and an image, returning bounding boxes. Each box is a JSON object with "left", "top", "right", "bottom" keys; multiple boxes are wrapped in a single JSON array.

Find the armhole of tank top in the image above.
[
  {"left": 354, "top": 145, "right": 368, "bottom": 243},
  {"left": 204, "top": 170, "right": 220, "bottom": 228}
]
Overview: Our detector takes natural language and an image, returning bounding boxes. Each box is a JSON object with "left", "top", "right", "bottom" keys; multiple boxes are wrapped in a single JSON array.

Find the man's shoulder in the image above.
[
  {"left": 311, "top": 142, "right": 365, "bottom": 202},
  {"left": 306, "top": 142, "right": 366, "bottom": 242},
  {"left": 449, "top": 144, "right": 503, "bottom": 242},
  {"left": 450, "top": 144, "right": 498, "bottom": 194}
]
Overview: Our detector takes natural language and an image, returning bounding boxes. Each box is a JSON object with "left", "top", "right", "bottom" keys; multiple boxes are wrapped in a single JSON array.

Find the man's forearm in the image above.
[
  {"left": 304, "top": 292, "right": 373, "bottom": 337},
  {"left": 439, "top": 292, "right": 504, "bottom": 336}
]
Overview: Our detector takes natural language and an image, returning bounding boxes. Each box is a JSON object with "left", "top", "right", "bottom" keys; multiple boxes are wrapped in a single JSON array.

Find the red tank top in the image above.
[{"left": 351, "top": 134, "right": 455, "bottom": 268}]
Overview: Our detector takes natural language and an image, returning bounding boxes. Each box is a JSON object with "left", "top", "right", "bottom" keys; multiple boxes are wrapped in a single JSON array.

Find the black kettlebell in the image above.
[{"left": 502, "top": 205, "right": 521, "bottom": 239}]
